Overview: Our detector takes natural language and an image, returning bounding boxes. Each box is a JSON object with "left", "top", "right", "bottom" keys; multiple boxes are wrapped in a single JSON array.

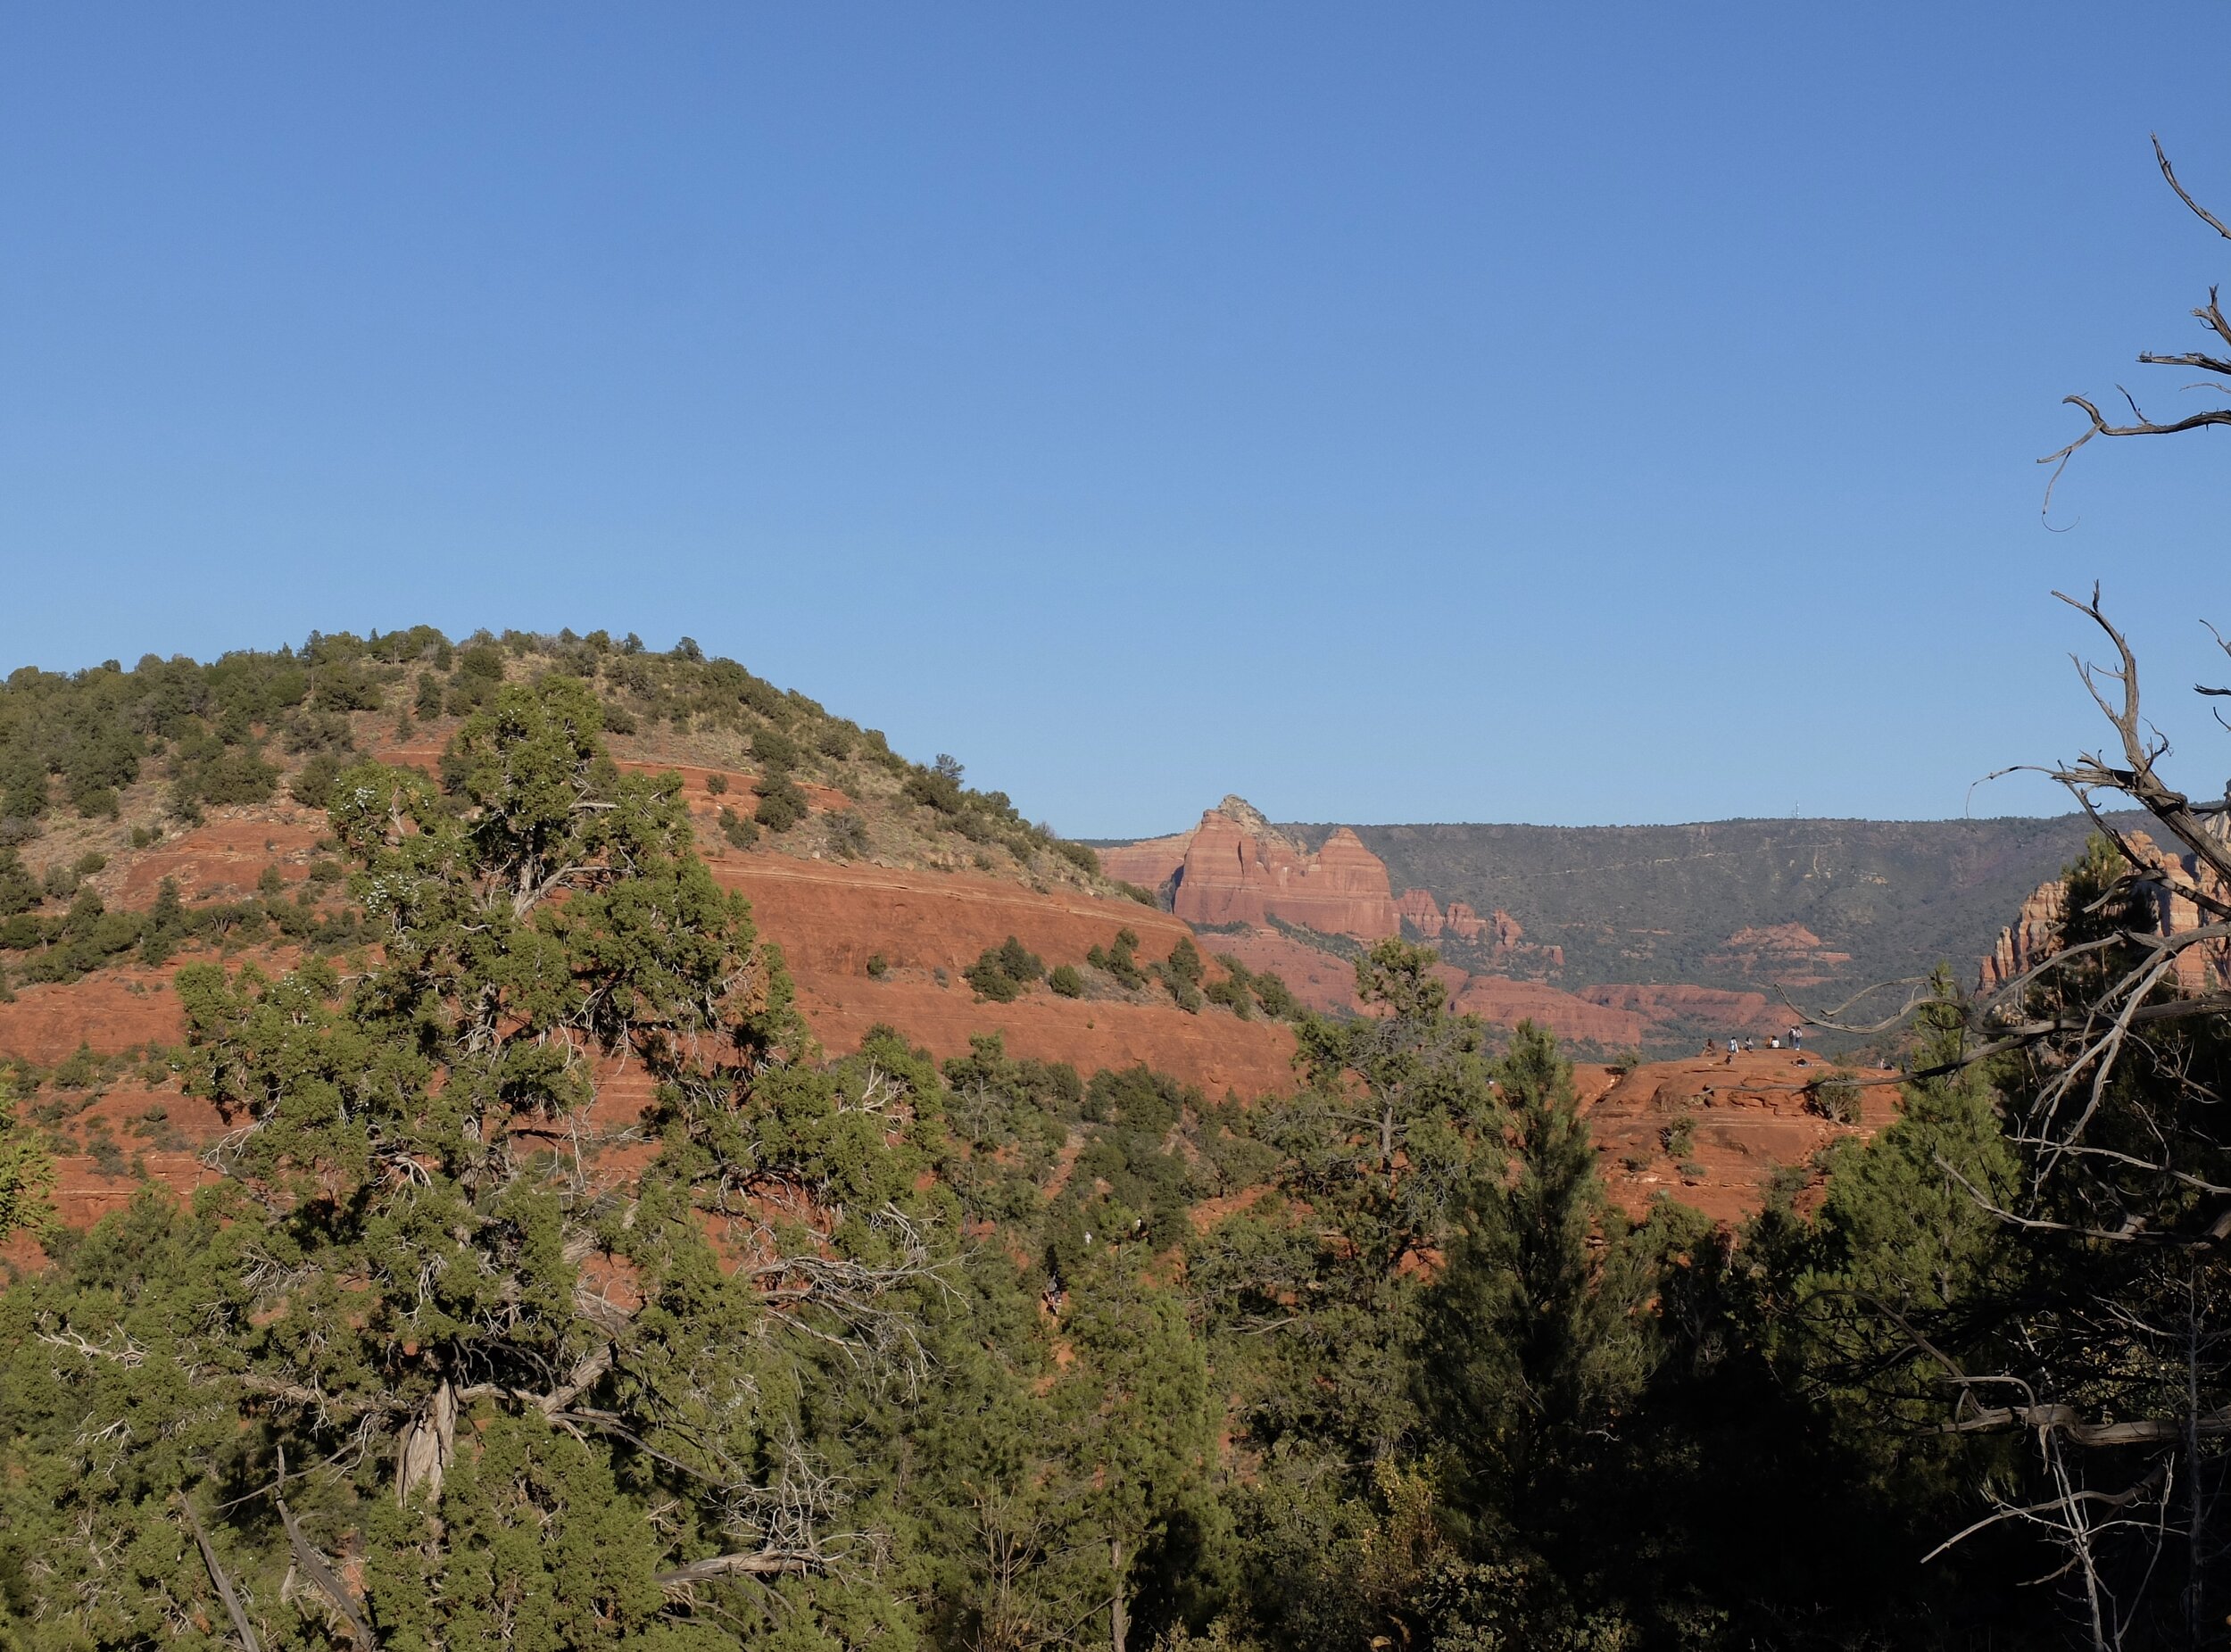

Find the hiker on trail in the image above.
[
  {"left": 1726, "top": 1037, "right": 1738, "bottom": 1062},
  {"left": 1770, "top": 1036, "right": 1780, "bottom": 1050},
  {"left": 1788, "top": 1025, "right": 1803, "bottom": 1052},
  {"left": 1744, "top": 1036, "right": 1755, "bottom": 1053}
]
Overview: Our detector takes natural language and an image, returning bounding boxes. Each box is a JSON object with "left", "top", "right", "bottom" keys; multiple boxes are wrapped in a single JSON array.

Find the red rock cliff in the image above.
[
  {"left": 1978, "top": 827, "right": 2229, "bottom": 996},
  {"left": 1103, "top": 797, "right": 1401, "bottom": 941}
]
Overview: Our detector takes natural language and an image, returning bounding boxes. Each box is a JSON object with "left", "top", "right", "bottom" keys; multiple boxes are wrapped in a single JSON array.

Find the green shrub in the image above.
[
  {"left": 866, "top": 952, "right": 890, "bottom": 980},
  {"left": 179, "top": 742, "right": 278, "bottom": 808},
  {"left": 751, "top": 728, "right": 800, "bottom": 774},
  {"left": 1116, "top": 881, "right": 1158, "bottom": 907},
  {"left": 1049, "top": 963, "right": 1084, "bottom": 998},
  {"left": 1661, "top": 1114, "right": 1696, "bottom": 1158},
  {"left": 51, "top": 1043, "right": 101, "bottom": 1091},
  {"left": 0, "top": 851, "right": 35, "bottom": 918},
  {"left": 1157, "top": 935, "right": 1206, "bottom": 1013},
  {"left": 1809, "top": 1074, "right": 1864, "bottom": 1124},
  {"left": 705, "top": 772, "right": 728, "bottom": 795},
  {"left": 718, "top": 807, "right": 759, "bottom": 850},
  {"left": 1249, "top": 970, "right": 1300, "bottom": 1020},
  {"left": 1204, "top": 975, "right": 1252, "bottom": 1018},
  {"left": 825, "top": 809, "right": 869, "bottom": 859},
  {"left": 904, "top": 768, "right": 963, "bottom": 816},
  {"left": 753, "top": 775, "right": 808, "bottom": 833},
  {"left": 1086, "top": 926, "right": 1149, "bottom": 991},
  {"left": 71, "top": 784, "right": 120, "bottom": 820},
  {"left": 1052, "top": 840, "right": 1099, "bottom": 876},
  {"left": 290, "top": 751, "right": 344, "bottom": 810},
  {"left": 965, "top": 935, "right": 1045, "bottom": 1003}
]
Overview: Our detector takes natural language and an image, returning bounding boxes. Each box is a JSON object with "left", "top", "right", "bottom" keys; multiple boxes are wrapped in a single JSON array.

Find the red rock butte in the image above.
[{"left": 1097, "top": 796, "right": 1400, "bottom": 941}]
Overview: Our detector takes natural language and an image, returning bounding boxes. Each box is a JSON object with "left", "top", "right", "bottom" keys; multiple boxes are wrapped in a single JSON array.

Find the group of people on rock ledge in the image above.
[{"left": 1701, "top": 1026, "right": 1804, "bottom": 1064}]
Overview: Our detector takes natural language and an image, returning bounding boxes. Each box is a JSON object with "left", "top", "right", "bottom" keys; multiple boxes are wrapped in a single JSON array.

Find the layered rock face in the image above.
[
  {"left": 1103, "top": 797, "right": 1401, "bottom": 941},
  {"left": 1095, "top": 832, "right": 1193, "bottom": 896},
  {"left": 1396, "top": 888, "right": 1446, "bottom": 936},
  {"left": 1978, "top": 879, "right": 2066, "bottom": 993}
]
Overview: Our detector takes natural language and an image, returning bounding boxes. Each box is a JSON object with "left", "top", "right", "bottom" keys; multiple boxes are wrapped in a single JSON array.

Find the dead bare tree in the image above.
[
  {"left": 2042, "top": 137, "right": 2231, "bottom": 519},
  {"left": 1843, "top": 139, "right": 2231, "bottom": 1648},
  {"left": 1905, "top": 587, "right": 2231, "bottom": 1650}
]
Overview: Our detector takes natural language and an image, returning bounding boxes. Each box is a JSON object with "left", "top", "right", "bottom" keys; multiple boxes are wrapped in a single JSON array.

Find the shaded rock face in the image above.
[{"left": 1095, "top": 832, "right": 1193, "bottom": 898}]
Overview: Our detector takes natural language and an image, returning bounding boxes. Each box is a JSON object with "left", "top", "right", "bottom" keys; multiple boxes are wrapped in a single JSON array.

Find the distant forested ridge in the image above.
[{"left": 1312, "top": 814, "right": 2117, "bottom": 993}]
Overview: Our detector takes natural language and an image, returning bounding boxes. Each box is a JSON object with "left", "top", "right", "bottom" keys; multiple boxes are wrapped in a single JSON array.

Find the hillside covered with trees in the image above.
[{"left": 0, "top": 635, "right": 2224, "bottom": 1649}]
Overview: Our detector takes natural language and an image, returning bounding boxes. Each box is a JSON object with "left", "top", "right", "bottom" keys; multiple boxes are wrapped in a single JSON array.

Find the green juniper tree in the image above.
[
  {"left": 1419, "top": 1022, "right": 1661, "bottom": 1535},
  {"left": 0, "top": 677, "right": 951, "bottom": 1650},
  {"left": 0, "top": 1075, "right": 52, "bottom": 1244}
]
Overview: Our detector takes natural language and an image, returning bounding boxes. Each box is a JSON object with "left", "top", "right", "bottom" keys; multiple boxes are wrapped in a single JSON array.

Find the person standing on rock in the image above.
[{"left": 1788, "top": 1025, "right": 1803, "bottom": 1052}]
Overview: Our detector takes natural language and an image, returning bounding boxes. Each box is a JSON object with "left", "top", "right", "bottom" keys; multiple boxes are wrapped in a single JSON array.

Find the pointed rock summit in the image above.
[{"left": 1096, "top": 795, "right": 1400, "bottom": 941}]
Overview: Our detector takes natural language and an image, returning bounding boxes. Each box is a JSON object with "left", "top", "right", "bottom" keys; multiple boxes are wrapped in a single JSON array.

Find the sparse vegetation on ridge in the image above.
[{"left": 0, "top": 625, "right": 1134, "bottom": 899}]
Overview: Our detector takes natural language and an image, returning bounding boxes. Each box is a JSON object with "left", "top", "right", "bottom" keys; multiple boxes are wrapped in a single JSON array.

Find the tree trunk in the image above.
[
  {"left": 1109, "top": 1536, "right": 1128, "bottom": 1652},
  {"left": 394, "top": 1376, "right": 457, "bottom": 1506}
]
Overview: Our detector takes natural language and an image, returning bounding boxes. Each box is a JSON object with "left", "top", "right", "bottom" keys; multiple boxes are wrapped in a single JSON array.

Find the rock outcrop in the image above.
[
  {"left": 1397, "top": 889, "right": 1563, "bottom": 971},
  {"left": 1105, "top": 797, "right": 1401, "bottom": 941},
  {"left": 1451, "top": 977, "right": 1647, "bottom": 1045},
  {"left": 1704, "top": 924, "right": 1851, "bottom": 988},
  {"left": 1978, "top": 878, "right": 2066, "bottom": 994},
  {"left": 1978, "top": 827, "right": 2229, "bottom": 995},
  {"left": 1581, "top": 1048, "right": 1900, "bottom": 1224},
  {"left": 1574, "top": 982, "right": 1784, "bottom": 1042},
  {"left": 1395, "top": 888, "right": 1447, "bottom": 937}
]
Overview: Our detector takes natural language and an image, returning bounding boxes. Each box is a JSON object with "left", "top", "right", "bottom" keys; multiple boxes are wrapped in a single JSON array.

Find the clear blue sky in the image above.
[{"left": 5, "top": 4, "right": 2230, "bottom": 836}]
